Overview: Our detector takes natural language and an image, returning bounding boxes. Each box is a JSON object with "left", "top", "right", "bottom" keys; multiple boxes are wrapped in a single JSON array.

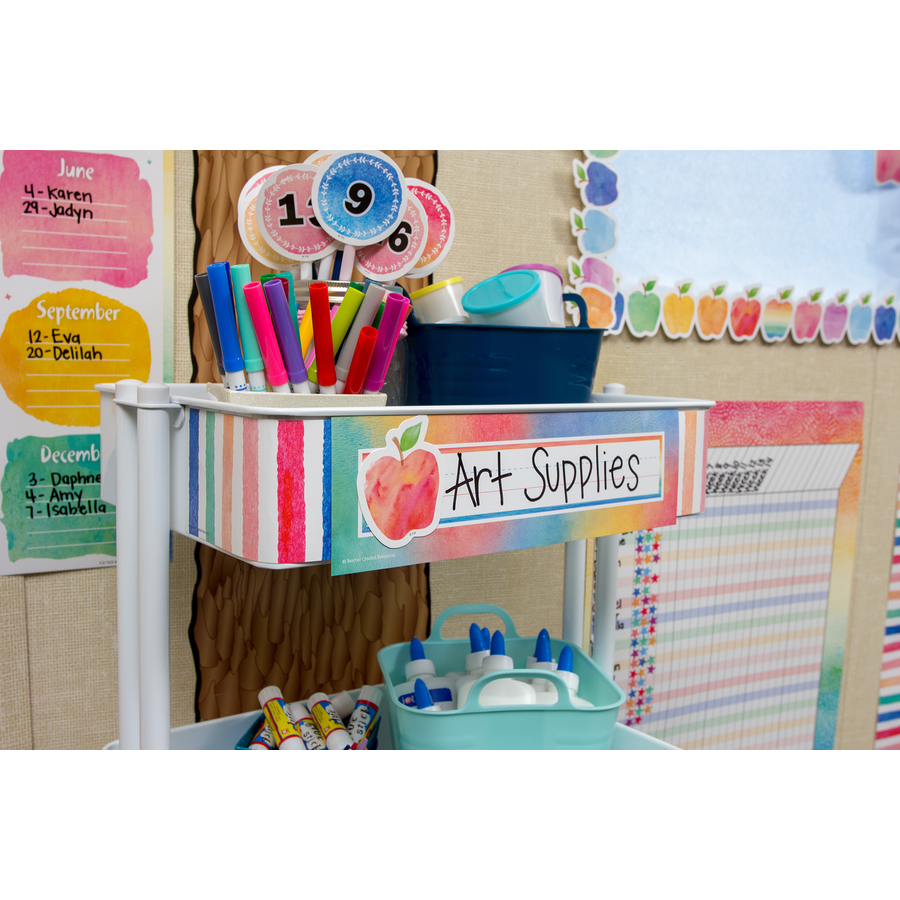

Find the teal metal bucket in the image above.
[{"left": 377, "top": 603, "right": 626, "bottom": 750}]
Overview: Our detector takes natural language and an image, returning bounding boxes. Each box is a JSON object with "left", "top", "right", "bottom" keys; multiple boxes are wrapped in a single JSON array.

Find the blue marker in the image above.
[
  {"left": 206, "top": 262, "right": 248, "bottom": 391},
  {"left": 414, "top": 678, "right": 439, "bottom": 711}
]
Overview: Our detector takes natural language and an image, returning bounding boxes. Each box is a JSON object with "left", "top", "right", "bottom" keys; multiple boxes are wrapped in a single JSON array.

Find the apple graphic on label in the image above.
[
  {"left": 627, "top": 279, "right": 661, "bottom": 336},
  {"left": 696, "top": 283, "right": 729, "bottom": 339},
  {"left": 729, "top": 286, "right": 762, "bottom": 340},
  {"left": 847, "top": 293, "right": 873, "bottom": 345},
  {"left": 791, "top": 289, "right": 823, "bottom": 343},
  {"left": 662, "top": 281, "right": 695, "bottom": 337},
  {"left": 821, "top": 291, "right": 849, "bottom": 344},
  {"left": 358, "top": 416, "right": 442, "bottom": 548},
  {"left": 874, "top": 295, "right": 897, "bottom": 345}
]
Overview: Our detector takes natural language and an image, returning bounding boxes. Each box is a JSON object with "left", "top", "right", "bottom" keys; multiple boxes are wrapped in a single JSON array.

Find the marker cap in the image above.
[
  {"left": 194, "top": 273, "right": 225, "bottom": 376},
  {"left": 242, "top": 282, "right": 288, "bottom": 387},
  {"left": 230, "top": 264, "right": 265, "bottom": 372},
  {"left": 206, "top": 262, "right": 246, "bottom": 373},
  {"left": 363, "top": 292, "right": 408, "bottom": 393},
  {"left": 264, "top": 278, "right": 308, "bottom": 386}
]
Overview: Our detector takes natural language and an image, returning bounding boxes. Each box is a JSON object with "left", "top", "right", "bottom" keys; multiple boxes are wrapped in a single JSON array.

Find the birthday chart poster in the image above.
[
  {"left": 606, "top": 401, "right": 862, "bottom": 750},
  {"left": 0, "top": 150, "right": 166, "bottom": 575}
]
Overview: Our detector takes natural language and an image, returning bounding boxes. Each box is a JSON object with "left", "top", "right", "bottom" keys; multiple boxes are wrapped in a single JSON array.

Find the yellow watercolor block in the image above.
[{"left": 0, "top": 288, "right": 151, "bottom": 427}]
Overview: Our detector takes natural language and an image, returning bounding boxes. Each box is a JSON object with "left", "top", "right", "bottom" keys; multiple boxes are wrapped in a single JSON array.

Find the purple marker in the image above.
[
  {"left": 263, "top": 278, "right": 310, "bottom": 394},
  {"left": 364, "top": 292, "right": 409, "bottom": 395}
]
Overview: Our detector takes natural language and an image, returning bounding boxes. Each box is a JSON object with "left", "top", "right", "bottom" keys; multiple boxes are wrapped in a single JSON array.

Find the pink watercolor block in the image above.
[{"left": 0, "top": 150, "right": 153, "bottom": 288}]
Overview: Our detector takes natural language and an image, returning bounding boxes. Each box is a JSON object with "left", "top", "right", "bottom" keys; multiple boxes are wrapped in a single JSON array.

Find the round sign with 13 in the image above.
[
  {"left": 258, "top": 164, "right": 336, "bottom": 261},
  {"left": 312, "top": 150, "right": 408, "bottom": 246},
  {"left": 237, "top": 174, "right": 297, "bottom": 269},
  {"left": 355, "top": 192, "right": 427, "bottom": 281}
]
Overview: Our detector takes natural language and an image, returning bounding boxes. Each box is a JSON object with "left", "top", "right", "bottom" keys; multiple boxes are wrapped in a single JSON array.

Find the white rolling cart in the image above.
[{"left": 97, "top": 380, "right": 713, "bottom": 750}]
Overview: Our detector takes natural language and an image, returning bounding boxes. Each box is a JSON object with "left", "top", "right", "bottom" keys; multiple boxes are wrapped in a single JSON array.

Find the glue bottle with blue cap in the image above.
[
  {"left": 526, "top": 629, "right": 558, "bottom": 693},
  {"left": 394, "top": 637, "right": 456, "bottom": 710},
  {"left": 414, "top": 679, "right": 440, "bottom": 712},
  {"left": 456, "top": 630, "right": 536, "bottom": 709},
  {"left": 446, "top": 622, "right": 491, "bottom": 686},
  {"left": 534, "top": 645, "right": 593, "bottom": 707}
]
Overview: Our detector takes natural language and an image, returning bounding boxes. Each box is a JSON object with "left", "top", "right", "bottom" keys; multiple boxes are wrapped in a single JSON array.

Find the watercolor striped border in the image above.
[
  {"left": 185, "top": 408, "right": 330, "bottom": 564},
  {"left": 676, "top": 409, "right": 707, "bottom": 517},
  {"left": 875, "top": 472, "right": 900, "bottom": 749}
]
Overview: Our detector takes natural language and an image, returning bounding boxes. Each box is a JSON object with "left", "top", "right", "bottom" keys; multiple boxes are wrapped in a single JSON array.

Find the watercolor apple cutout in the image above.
[
  {"left": 761, "top": 287, "right": 794, "bottom": 343},
  {"left": 696, "top": 282, "right": 729, "bottom": 340},
  {"left": 821, "top": 291, "right": 849, "bottom": 344},
  {"left": 874, "top": 295, "right": 897, "bottom": 345},
  {"left": 571, "top": 207, "right": 617, "bottom": 256},
  {"left": 728, "top": 285, "right": 762, "bottom": 341},
  {"left": 568, "top": 255, "right": 616, "bottom": 294},
  {"left": 662, "top": 281, "right": 696, "bottom": 338},
  {"left": 579, "top": 283, "right": 616, "bottom": 329},
  {"left": 875, "top": 150, "right": 900, "bottom": 185},
  {"left": 357, "top": 415, "right": 442, "bottom": 549},
  {"left": 626, "top": 279, "right": 661, "bottom": 336},
  {"left": 574, "top": 158, "right": 619, "bottom": 206},
  {"left": 847, "top": 292, "right": 874, "bottom": 345},
  {"left": 791, "top": 289, "right": 823, "bottom": 343}
]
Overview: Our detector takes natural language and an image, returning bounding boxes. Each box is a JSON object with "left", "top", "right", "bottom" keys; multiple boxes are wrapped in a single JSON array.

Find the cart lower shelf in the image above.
[{"left": 103, "top": 709, "right": 677, "bottom": 750}]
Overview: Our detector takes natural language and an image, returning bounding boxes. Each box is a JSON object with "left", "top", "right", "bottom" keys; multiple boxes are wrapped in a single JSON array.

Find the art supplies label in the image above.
[
  {"left": 332, "top": 408, "right": 680, "bottom": 576},
  {"left": 0, "top": 434, "right": 114, "bottom": 563}
]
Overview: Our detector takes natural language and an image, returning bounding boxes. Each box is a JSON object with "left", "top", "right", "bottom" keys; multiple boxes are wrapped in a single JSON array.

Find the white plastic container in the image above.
[
  {"left": 394, "top": 637, "right": 457, "bottom": 710},
  {"left": 409, "top": 277, "right": 469, "bottom": 324},
  {"left": 501, "top": 265, "right": 565, "bottom": 328},
  {"left": 461, "top": 270, "right": 550, "bottom": 328}
]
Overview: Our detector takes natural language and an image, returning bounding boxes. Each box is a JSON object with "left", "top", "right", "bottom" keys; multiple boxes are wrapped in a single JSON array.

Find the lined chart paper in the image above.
[
  {"left": 0, "top": 150, "right": 166, "bottom": 575},
  {"left": 875, "top": 470, "right": 900, "bottom": 749},
  {"left": 609, "top": 402, "right": 862, "bottom": 750}
]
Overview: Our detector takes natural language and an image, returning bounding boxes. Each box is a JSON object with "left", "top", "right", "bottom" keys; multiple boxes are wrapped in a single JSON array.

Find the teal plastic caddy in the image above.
[{"left": 377, "top": 604, "right": 626, "bottom": 750}]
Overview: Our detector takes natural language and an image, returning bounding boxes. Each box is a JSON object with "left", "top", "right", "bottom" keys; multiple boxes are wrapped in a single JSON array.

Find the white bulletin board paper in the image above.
[{"left": 0, "top": 150, "right": 165, "bottom": 575}]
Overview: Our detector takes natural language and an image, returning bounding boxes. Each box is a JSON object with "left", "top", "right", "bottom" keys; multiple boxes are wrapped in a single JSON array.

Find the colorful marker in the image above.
[
  {"left": 263, "top": 278, "right": 310, "bottom": 394},
  {"left": 242, "top": 282, "right": 290, "bottom": 393},
  {"left": 342, "top": 326, "right": 378, "bottom": 395},
  {"left": 261, "top": 271, "right": 300, "bottom": 347},
  {"left": 206, "top": 262, "right": 249, "bottom": 391},
  {"left": 364, "top": 292, "right": 408, "bottom": 394},
  {"left": 194, "top": 273, "right": 226, "bottom": 380},
  {"left": 308, "top": 283, "right": 365, "bottom": 384},
  {"left": 229, "top": 264, "right": 267, "bottom": 391},
  {"left": 309, "top": 282, "right": 336, "bottom": 394},
  {"left": 334, "top": 280, "right": 388, "bottom": 392}
]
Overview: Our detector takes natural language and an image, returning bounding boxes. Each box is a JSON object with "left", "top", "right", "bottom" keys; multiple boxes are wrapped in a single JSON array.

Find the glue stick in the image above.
[
  {"left": 258, "top": 686, "right": 305, "bottom": 750},
  {"left": 249, "top": 719, "right": 277, "bottom": 750},
  {"left": 308, "top": 692, "right": 354, "bottom": 750},
  {"left": 346, "top": 686, "right": 383, "bottom": 743},
  {"left": 287, "top": 701, "right": 328, "bottom": 750}
]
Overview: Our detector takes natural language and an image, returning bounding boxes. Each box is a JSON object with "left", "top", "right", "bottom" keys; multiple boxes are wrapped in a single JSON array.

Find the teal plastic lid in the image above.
[{"left": 461, "top": 270, "right": 540, "bottom": 315}]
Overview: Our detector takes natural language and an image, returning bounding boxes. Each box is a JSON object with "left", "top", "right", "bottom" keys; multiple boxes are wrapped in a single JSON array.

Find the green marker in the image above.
[{"left": 230, "top": 265, "right": 267, "bottom": 391}]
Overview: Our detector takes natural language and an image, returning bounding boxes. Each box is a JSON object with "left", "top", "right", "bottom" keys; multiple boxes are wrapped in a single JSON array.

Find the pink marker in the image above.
[
  {"left": 242, "top": 282, "right": 290, "bottom": 393},
  {"left": 364, "top": 292, "right": 409, "bottom": 395}
]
